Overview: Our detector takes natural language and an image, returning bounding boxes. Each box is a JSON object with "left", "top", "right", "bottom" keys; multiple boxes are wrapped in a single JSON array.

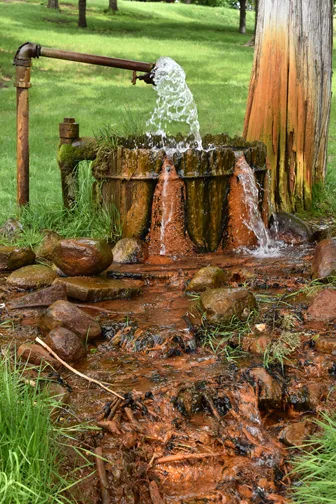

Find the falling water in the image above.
[
  {"left": 160, "top": 166, "right": 174, "bottom": 255},
  {"left": 238, "top": 163, "right": 283, "bottom": 257},
  {"left": 147, "top": 57, "right": 202, "bottom": 148}
]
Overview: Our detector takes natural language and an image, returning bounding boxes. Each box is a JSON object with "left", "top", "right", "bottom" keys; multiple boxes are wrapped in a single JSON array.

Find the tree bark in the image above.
[
  {"left": 243, "top": 0, "right": 333, "bottom": 211},
  {"left": 108, "top": 0, "right": 118, "bottom": 11},
  {"left": 48, "top": 0, "right": 59, "bottom": 8},
  {"left": 78, "top": 0, "right": 87, "bottom": 27},
  {"left": 239, "top": 0, "right": 246, "bottom": 34}
]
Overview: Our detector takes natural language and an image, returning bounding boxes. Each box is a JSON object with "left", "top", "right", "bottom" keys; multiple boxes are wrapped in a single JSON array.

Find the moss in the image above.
[{"left": 57, "top": 139, "right": 97, "bottom": 169}]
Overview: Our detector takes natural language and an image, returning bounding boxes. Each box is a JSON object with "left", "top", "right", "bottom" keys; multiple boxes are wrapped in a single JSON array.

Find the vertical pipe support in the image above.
[
  {"left": 58, "top": 118, "right": 80, "bottom": 208},
  {"left": 15, "top": 63, "right": 31, "bottom": 206}
]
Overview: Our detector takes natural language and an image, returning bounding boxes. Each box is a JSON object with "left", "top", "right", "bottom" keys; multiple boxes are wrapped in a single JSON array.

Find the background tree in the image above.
[
  {"left": 78, "top": 0, "right": 87, "bottom": 27},
  {"left": 47, "top": 0, "right": 59, "bottom": 8},
  {"left": 108, "top": 0, "right": 118, "bottom": 12},
  {"left": 244, "top": 0, "right": 333, "bottom": 211},
  {"left": 239, "top": 0, "right": 246, "bottom": 33}
]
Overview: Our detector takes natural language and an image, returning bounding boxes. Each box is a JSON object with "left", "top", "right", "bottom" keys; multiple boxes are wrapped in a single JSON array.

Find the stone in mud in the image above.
[
  {"left": 8, "top": 284, "right": 67, "bottom": 309},
  {"left": 307, "top": 288, "right": 336, "bottom": 321},
  {"left": 7, "top": 264, "right": 57, "bottom": 290},
  {"left": 52, "top": 238, "right": 113, "bottom": 276},
  {"left": 280, "top": 421, "right": 309, "bottom": 447},
  {"left": 40, "top": 300, "right": 101, "bottom": 341},
  {"left": 112, "top": 237, "right": 148, "bottom": 264},
  {"left": 248, "top": 367, "right": 283, "bottom": 407},
  {"left": 315, "top": 337, "right": 336, "bottom": 355},
  {"left": 35, "top": 230, "right": 61, "bottom": 261},
  {"left": 17, "top": 343, "right": 62, "bottom": 369},
  {"left": 186, "top": 266, "right": 226, "bottom": 293},
  {"left": 46, "top": 327, "right": 87, "bottom": 363},
  {"left": 241, "top": 334, "right": 272, "bottom": 355},
  {"left": 312, "top": 238, "right": 336, "bottom": 279},
  {"left": 200, "top": 288, "right": 257, "bottom": 324},
  {"left": 0, "top": 246, "right": 35, "bottom": 271},
  {"left": 270, "top": 212, "right": 313, "bottom": 244},
  {"left": 54, "top": 276, "right": 141, "bottom": 302}
]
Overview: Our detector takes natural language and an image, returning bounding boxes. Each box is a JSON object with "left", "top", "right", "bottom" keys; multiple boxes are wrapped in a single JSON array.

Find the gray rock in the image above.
[
  {"left": 0, "top": 218, "right": 23, "bottom": 239},
  {"left": 186, "top": 266, "right": 226, "bottom": 292},
  {"left": 112, "top": 238, "right": 148, "bottom": 264},
  {"left": 200, "top": 287, "right": 257, "bottom": 324},
  {"left": 7, "top": 265, "right": 57, "bottom": 290},
  {"left": 270, "top": 212, "right": 312, "bottom": 244},
  {"left": 8, "top": 284, "right": 67, "bottom": 309},
  {"left": 0, "top": 246, "right": 35, "bottom": 271}
]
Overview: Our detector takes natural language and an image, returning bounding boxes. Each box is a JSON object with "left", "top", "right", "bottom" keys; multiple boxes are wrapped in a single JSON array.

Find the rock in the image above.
[
  {"left": 112, "top": 238, "right": 148, "bottom": 264},
  {"left": 315, "top": 337, "right": 336, "bottom": 355},
  {"left": 307, "top": 288, "right": 336, "bottom": 321},
  {"left": 200, "top": 288, "right": 257, "bottom": 324},
  {"left": 40, "top": 300, "right": 101, "bottom": 341},
  {"left": 312, "top": 238, "right": 336, "bottom": 279},
  {"left": 186, "top": 266, "right": 226, "bottom": 292},
  {"left": 17, "top": 343, "right": 62, "bottom": 369},
  {"left": 242, "top": 335, "right": 272, "bottom": 354},
  {"left": 0, "top": 246, "right": 35, "bottom": 271},
  {"left": 46, "top": 327, "right": 87, "bottom": 363},
  {"left": 270, "top": 212, "right": 313, "bottom": 244},
  {"left": 248, "top": 367, "right": 283, "bottom": 406},
  {"left": 45, "top": 382, "right": 70, "bottom": 405},
  {"left": 311, "top": 225, "right": 332, "bottom": 243},
  {"left": 7, "top": 265, "right": 57, "bottom": 290},
  {"left": 54, "top": 276, "right": 141, "bottom": 302},
  {"left": 0, "top": 218, "right": 23, "bottom": 238},
  {"left": 280, "top": 421, "right": 309, "bottom": 447},
  {"left": 35, "top": 231, "right": 61, "bottom": 261},
  {"left": 8, "top": 284, "right": 67, "bottom": 309},
  {"left": 52, "top": 238, "right": 113, "bottom": 276}
]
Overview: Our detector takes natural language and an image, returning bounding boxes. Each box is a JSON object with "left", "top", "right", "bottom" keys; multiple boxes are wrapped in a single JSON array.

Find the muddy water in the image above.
[{"left": 2, "top": 245, "right": 336, "bottom": 503}]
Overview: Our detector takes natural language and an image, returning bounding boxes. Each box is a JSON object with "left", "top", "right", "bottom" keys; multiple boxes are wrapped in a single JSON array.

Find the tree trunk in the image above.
[
  {"left": 243, "top": 0, "right": 333, "bottom": 211},
  {"left": 47, "top": 0, "right": 59, "bottom": 8},
  {"left": 108, "top": 0, "right": 118, "bottom": 11},
  {"left": 78, "top": 0, "right": 87, "bottom": 27},
  {"left": 239, "top": 0, "right": 246, "bottom": 34},
  {"left": 254, "top": 0, "right": 258, "bottom": 36}
]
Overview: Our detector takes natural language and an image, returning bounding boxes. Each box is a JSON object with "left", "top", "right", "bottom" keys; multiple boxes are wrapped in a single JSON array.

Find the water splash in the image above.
[
  {"left": 160, "top": 165, "right": 174, "bottom": 255},
  {"left": 237, "top": 162, "right": 284, "bottom": 257},
  {"left": 147, "top": 57, "right": 202, "bottom": 148}
]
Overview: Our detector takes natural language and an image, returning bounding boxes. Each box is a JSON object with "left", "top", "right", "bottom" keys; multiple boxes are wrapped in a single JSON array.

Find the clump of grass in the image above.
[
  {"left": 0, "top": 355, "right": 75, "bottom": 503},
  {"left": 263, "top": 331, "right": 301, "bottom": 371},
  {"left": 197, "top": 312, "right": 255, "bottom": 358},
  {"left": 291, "top": 414, "right": 336, "bottom": 503},
  {"left": 0, "top": 161, "right": 122, "bottom": 249}
]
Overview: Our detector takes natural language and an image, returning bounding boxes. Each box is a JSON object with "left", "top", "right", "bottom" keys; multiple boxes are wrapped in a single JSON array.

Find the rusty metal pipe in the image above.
[
  {"left": 13, "top": 42, "right": 155, "bottom": 207},
  {"left": 39, "top": 46, "right": 154, "bottom": 73}
]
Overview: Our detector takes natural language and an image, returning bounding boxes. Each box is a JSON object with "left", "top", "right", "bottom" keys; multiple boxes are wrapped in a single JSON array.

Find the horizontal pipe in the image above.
[{"left": 40, "top": 46, "right": 154, "bottom": 73}]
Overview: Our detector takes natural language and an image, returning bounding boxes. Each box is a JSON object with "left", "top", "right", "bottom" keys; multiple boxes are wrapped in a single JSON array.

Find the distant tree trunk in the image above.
[
  {"left": 78, "top": 0, "right": 87, "bottom": 27},
  {"left": 48, "top": 0, "right": 59, "bottom": 8},
  {"left": 108, "top": 0, "right": 118, "bottom": 11},
  {"left": 254, "top": 0, "right": 258, "bottom": 36},
  {"left": 239, "top": 0, "right": 246, "bottom": 34},
  {"left": 244, "top": 0, "right": 333, "bottom": 212},
  {"left": 185, "top": 0, "right": 191, "bottom": 4}
]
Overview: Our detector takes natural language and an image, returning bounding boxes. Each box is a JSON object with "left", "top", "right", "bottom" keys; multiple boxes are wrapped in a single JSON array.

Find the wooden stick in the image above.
[
  {"left": 94, "top": 447, "right": 111, "bottom": 504},
  {"left": 107, "top": 398, "right": 125, "bottom": 420},
  {"left": 155, "top": 452, "right": 222, "bottom": 465},
  {"left": 149, "top": 481, "right": 165, "bottom": 504},
  {"left": 74, "top": 304, "right": 131, "bottom": 315},
  {"left": 35, "top": 337, "right": 124, "bottom": 400}
]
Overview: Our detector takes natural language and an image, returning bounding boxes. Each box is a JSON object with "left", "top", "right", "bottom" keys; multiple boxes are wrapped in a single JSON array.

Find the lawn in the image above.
[{"left": 0, "top": 0, "right": 335, "bottom": 232}]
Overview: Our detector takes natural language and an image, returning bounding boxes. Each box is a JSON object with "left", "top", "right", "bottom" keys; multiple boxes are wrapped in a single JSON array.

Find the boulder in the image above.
[
  {"left": 312, "top": 238, "right": 336, "bottom": 279},
  {"left": 54, "top": 276, "right": 141, "bottom": 302},
  {"left": 8, "top": 284, "right": 67, "bottom": 309},
  {"left": 112, "top": 238, "right": 148, "bottom": 264},
  {"left": 200, "top": 288, "right": 257, "bottom": 324},
  {"left": 270, "top": 212, "right": 313, "bottom": 244},
  {"left": 40, "top": 300, "right": 101, "bottom": 341},
  {"left": 0, "top": 246, "right": 35, "bottom": 271},
  {"left": 7, "top": 265, "right": 57, "bottom": 290},
  {"left": 186, "top": 266, "right": 226, "bottom": 292},
  {"left": 46, "top": 327, "right": 87, "bottom": 363},
  {"left": 307, "top": 288, "right": 336, "bottom": 321},
  {"left": 17, "top": 343, "right": 62, "bottom": 369},
  {"left": 52, "top": 238, "right": 113, "bottom": 276},
  {"left": 35, "top": 231, "right": 61, "bottom": 261}
]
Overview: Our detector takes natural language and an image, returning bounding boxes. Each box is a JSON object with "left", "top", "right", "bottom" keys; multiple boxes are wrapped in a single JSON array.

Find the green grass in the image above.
[
  {"left": 292, "top": 414, "right": 336, "bottom": 503},
  {"left": 0, "top": 355, "right": 75, "bottom": 503}
]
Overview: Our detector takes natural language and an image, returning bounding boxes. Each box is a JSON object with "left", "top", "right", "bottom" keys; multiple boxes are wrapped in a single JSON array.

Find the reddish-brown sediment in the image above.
[{"left": 2, "top": 243, "right": 336, "bottom": 503}]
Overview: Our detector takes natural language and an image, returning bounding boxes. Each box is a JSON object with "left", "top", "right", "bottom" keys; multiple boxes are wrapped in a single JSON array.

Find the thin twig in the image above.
[
  {"left": 74, "top": 303, "right": 131, "bottom": 315},
  {"left": 149, "top": 480, "right": 165, "bottom": 504},
  {"left": 94, "top": 447, "right": 111, "bottom": 504},
  {"left": 35, "top": 337, "right": 124, "bottom": 400},
  {"left": 155, "top": 452, "right": 222, "bottom": 464}
]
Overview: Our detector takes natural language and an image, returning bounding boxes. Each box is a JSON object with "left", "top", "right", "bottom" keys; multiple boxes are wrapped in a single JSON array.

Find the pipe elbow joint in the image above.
[{"left": 13, "top": 42, "right": 41, "bottom": 66}]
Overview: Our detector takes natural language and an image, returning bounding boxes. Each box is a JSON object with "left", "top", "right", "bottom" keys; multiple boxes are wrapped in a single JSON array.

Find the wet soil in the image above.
[{"left": 1, "top": 244, "right": 335, "bottom": 503}]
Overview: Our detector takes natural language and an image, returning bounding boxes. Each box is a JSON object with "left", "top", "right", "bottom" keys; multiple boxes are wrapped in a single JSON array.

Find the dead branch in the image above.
[
  {"left": 94, "top": 447, "right": 111, "bottom": 504},
  {"left": 149, "top": 480, "right": 165, "bottom": 504},
  {"left": 155, "top": 452, "right": 222, "bottom": 464},
  {"left": 35, "top": 337, "right": 124, "bottom": 400}
]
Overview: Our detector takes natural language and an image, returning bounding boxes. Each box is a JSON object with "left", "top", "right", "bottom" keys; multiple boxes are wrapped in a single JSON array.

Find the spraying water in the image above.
[{"left": 147, "top": 57, "right": 202, "bottom": 147}]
